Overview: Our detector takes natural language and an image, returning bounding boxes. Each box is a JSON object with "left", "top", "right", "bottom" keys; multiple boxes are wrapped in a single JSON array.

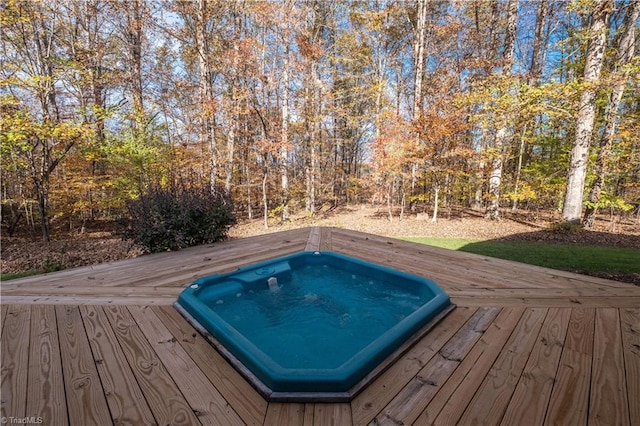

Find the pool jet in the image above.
[{"left": 267, "top": 276, "right": 280, "bottom": 291}]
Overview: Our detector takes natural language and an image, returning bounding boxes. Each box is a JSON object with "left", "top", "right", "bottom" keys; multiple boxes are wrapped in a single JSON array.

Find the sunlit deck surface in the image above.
[{"left": 2, "top": 227, "right": 639, "bottom": 425}]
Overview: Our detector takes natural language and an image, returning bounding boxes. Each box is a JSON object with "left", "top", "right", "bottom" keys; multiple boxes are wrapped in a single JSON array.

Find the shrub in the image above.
[
  {"left": 123, "top": 184, "right": 236, "bottom": 253},
  {"left": 549, "top": 220, "right": 583, "bottom": 234}
]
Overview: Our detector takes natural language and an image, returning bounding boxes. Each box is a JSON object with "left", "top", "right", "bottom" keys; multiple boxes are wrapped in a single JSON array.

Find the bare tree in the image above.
[
  {"left": 1, "top": 2, "right": 65, "bottom": 241},
  {"left": 195, "top": 0, "right": 220, "bottom": 191},
  {"left": 116, "top": 0, "right": 146, "bottom": 123},
  {"left": 512, "top": 0, "right": 550, "bottom": 211}
]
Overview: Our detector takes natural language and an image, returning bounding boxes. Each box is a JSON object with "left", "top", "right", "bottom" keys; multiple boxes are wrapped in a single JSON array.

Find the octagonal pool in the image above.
[{"left": 175, "top": 251, "right": 452, "bottom": 401}]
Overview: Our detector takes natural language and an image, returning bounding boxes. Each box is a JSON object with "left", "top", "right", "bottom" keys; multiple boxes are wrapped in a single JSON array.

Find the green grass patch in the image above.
[
  {"left": 1, "top": 270, "right": 43, "bottom": 281},
  {"left": 1, "top": 259, "right": 66, "bottom": 282},
  {"left": 403, "top": 237, "right": 640, "bottom": 275}
]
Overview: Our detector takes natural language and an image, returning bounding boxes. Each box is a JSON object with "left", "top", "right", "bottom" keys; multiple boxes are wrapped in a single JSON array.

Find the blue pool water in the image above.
[{"left": 176, "top": 251, "right": 451, "bottom": 399}]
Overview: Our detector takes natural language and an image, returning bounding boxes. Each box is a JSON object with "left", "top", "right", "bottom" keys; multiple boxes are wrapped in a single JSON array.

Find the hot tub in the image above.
[{"left": 175, "top": 251, "right": 453, "bottom": 401}]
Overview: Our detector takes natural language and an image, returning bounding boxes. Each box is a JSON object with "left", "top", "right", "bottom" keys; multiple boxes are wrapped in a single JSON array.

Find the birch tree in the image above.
[
  {"left": 413, "top": 0, "right": 427, "bottom": 220},
  {"left": 486, "top": 0, "right": 518, "bottom": 220},
  {"left": 583, "top": 0, "right": 639, "bottom": 227},
  {"left": 413, "top": 0, "right": 427, "bottom": 120},
  {"left": 561, "top": 0, "right": 612, "bottom": 223}
]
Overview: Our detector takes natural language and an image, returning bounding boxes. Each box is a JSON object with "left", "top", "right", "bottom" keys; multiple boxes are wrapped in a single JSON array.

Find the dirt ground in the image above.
[{"left": 2, "top": 206, "right": 639, "bottom": 284}]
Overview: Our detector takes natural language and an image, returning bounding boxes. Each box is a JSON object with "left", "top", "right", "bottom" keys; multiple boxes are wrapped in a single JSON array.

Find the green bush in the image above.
[
  {"left": 549, "top": 220, "right": 583, "bottom": 234},
  {"left": 124, "top": 184, "right": 236, "bottom": 253}
]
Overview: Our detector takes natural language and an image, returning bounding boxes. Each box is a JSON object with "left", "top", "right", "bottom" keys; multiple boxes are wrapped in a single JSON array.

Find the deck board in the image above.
[
  {"left": 56, "top": 305, "right": 112, "bottom": 425},
  {"left": 319, "top": 227, "right": 333, "bottom": 251},
  {"left": 1, "top": 304, "right": 31, "bottom": 420},
  {"left": 102, "top": 305, "right": 200, "bottom": 425},
  {"left": 303, "top": 403, "right": 315, "bottom": 425},
  {"left": 430, "top": 307, "right": 526, "bottom": 426},
  {"left": 351, "top": 307, "right": 476, "bottom": 425},
  {"left": 1, "top": 226, "right": 639, "bottom": 425},
  {"left": 264, "top": 402, "right": 306, "bottom": 425},
  {"left": 500, "top": 307, "right": 571, "bottom": 426},
  {"left": 458, "top": 308, "right": 548, "bottom": 425},
  {"left": 305, "top": 226, "right": 322, "bottom": 251},
  {"left": 413, "top": 307, "right": 517, "bottom": 424},
  {"left": 330, "top": 228, "right": 635, "bottom": 295},
  {"left": 313, "top": 403, "right": 352, "bottom": 425},
  {"left": 0, "top": 304, "right": 7, "bottom": 336},
  {"left": 375, "top": 307, "right": 500, "bottom": 425},
  {"left": 81, "top": 305, "right": 156, "bottom": 425},
  {"left": 27, "top": 305, "right": 67, "bottom": 425},
  {"left": 128, "top": 305, "right": 244, "bottom": 425},
  {"left": 589, "top": 308, "right": 630, "bottom": 426},
  {"left": 152, "top": 305, "right": 268, "bottom": 426},
  {"left": 545, "top": 308, "right": 595, "bottom": 426},
  {"left": 620, "top": 308, "right": 640, "bottom": 426}
]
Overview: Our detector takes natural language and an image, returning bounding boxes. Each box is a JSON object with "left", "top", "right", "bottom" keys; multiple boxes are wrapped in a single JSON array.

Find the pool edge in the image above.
[{"left": 173, "top": 301, "right": 456, "bottom": 402}]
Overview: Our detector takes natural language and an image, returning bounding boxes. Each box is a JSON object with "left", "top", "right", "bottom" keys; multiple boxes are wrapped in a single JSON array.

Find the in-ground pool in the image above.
[{"left": 175, "top": 251, "right": 453, "bottom": 401}]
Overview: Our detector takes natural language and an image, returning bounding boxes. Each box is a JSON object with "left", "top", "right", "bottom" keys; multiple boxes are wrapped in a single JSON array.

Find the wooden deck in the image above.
[{"left": 1, "top": 227, "right": 639, "bottom": 425}]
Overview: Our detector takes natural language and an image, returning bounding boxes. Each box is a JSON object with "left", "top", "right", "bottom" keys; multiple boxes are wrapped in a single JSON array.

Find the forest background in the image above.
[{"left": 1, "top": 0, "right": 639, "bottom": 244}]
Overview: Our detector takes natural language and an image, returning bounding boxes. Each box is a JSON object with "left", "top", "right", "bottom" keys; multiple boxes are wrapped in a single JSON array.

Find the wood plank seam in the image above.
[
  {"left": 152, "top": 305, "right": 268, "bottom": 426},
  {"left": 374, "top": 307, "right": 502, "bottom": 425},
  {"left": 588, "top": 308, "right": 630, "bottom": 426},
  {"left": 500, "top": 307, "right": 571, "bottom": 426},
  {"left": 128, "top": 305, "right": 244, "bottom": 425},
  {"left": 101, "top": 304, "right": 202, "bottom": 425},
  {"left": 620, "top": 308, "right": 639, "bottom": 426},
  {"left": 80, "top": 305, "right": 157, "bottom": 425},
  {"left": 56, "top": 305, "right": 112, "bottom": 425},
  {"left": 543, "top": 308, "right": 596, "bottom": 426},
  {"left": 430, "top": 307, "right": 526, "bottom": 426}
]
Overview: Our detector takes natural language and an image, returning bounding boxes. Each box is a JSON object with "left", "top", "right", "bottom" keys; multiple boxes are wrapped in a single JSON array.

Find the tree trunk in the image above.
[
  {"left": 486, "top": 126, "right": 506, "bottom": 219},
  {"left": 280, "top": 43, "right": 290, "bottom": 221},
  {"left": 562, "top": 1, "right": 612, "bottom": 223},
  {"left": 123, "top": 0, "right": 144, "bottom": 125},
  {"left": 196, "top": 0, "right": 219, "bottom": 191},
  {"left": 262, "top": 165, "right": 269, "bottom": 229},
  {"left": 28, "top": 2, "right": 63, "bottom": 241},
  {"left": 413, "top": 0, "right": 427, "bottom": 120},
  {"left": 225, "top": 8, "right": 242, "bottom": 195},
  {"left": 304, "top": 60, "right": 319, "bottom": 216},
  {"left": 306, "top": 135, "right": 317, "bottom": 215},
  {"left": 411, "top": 0, "right": 427, "bottom": 201},
  {"left": 225, "top": 125, "right": 235, "bottom": 194},
  {"left": 34, "top": 179, "right": 51, "bottom": 242},
  {"left": 512, "top": 124, "right": 528, "bottom": 211},
  {"left": 583, "top": 0, "right": 639, "bottom": 228},
  {"left": 529, "top": 0, "right": 548, "bottom": 85},
  {"left": 431, "top": 182, "right": 439, "bottom": 223},
  {"left": 387, "top": 181, "right": 393, "bottom": 222},
  {"left": 486, "top": 0, "right": 517, "bottom": 220},
  {"left": 245, "top": 160, "right": 252, "bottom": 220}
]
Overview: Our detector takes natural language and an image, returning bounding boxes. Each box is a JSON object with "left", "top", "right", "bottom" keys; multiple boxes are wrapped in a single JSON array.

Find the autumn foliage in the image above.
[{"left": 1, "top": 0, "right": 639, "bottom": 243}]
